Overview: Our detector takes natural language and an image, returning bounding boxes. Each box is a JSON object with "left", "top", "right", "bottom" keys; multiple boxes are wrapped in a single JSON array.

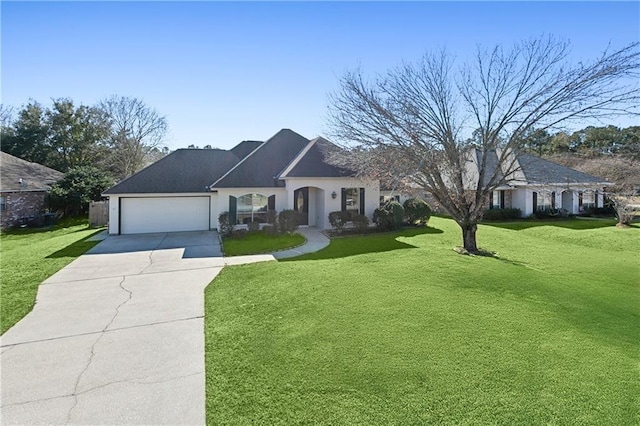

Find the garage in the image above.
[{"left": 120, "top": 196, "right": 210, "bottom": 234}]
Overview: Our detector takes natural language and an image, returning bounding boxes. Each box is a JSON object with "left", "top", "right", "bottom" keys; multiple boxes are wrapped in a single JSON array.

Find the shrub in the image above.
[
  {"left": 266, "top": 210, "right": 278, "bottom": 225},
  {"left": 328, "top": 211, "right": 351, "bottom": 232},
  {"left": 403, "top": 198, "right": 432, "bottom": 225},
  {"left": 262, "top": 224, "right": 279, "bottom": 236},
  {"left": 351, "top": 214, "right": 370, "bottom": 231},
  {"left": 374, "top": 201, "right": 404, "bottom": 230},
  {"left": 587, "top": 206, "right": 616, "bottom": 217},
  {"left": 218, "top": 212, "right": 233, "bottom": 236},
  {"left": 373, "top": 207, "right": 393, "bottom": 230},
  {"left": 482, "top": 208, "right": 522, "bottom": 221},
  {"left": 247, "top": 219, "right": 261, "bottom": 232},
  {"left": 278, "top": 209, "right": 300, "bottom": 234},
  {"left": 386, "top": 201, "right": 405, "bottom": 229}
]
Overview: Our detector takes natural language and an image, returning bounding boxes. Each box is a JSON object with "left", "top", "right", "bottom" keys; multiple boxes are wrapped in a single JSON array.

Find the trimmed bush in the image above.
[
  {"left": 266, "top": 210, "right": 278, "bottom": 225},
  {"left": 218, "top": 212, "right": 233, "bottom": 236},
  {"left": 374, "top": 201, "right": 404, "bottom": 230},
  {"left": 262, "top": 224, "right": 279, "bottom": 236},
  {"left": 403, "top": 198, "right": 432, "bottom": 225},
  {"left": 587, "top": 206, "right": 616, "bottom": 217},
  {"left": 482, "top": 208, "right": 522, "bottom": 221},
  {"left": 351, "top": 214, "right": 370, "bottom": 232},
  {"left": 278, "top": 209, "right": 300, "bottom": 234},
  {"left": 247, "top": 219, "right": 261, "bottom": 232},
  {"left": 328, "top": 211, "right": 351, "bottom": 232}
]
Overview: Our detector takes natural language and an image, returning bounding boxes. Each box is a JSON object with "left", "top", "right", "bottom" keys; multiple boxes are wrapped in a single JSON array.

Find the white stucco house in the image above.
[
  {"left": 103, "top": 129, "right": 379, "bottom": 234},
  {"left": 382, "top": 149, "right": 609, "bottom": 217}
]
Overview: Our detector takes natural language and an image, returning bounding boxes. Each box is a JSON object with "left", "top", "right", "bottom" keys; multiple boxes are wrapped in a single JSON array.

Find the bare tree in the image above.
[
  {"left": 327, "top": 37, "right": 639, "bottom": 253},
  {"left": 99, "top": 95, "right": 168, "bottom": 180}
]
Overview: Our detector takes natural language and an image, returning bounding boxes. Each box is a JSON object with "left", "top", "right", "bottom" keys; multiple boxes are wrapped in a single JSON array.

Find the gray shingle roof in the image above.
[
  {"left": 230, "top": 140, "right": 263, "bottom": 160},
  {"left": 475, "top": 150, "right": 504, "bottom": 187},
  {"left": 283, "top": 137, "right": 355, "bottom": 178},
  {"left": 517, "top": 153, "right": 608, "bottom": 184},
  {"left": 0, "top": 152, "right": 63, "bottom": 192},
  {"left": 103, "top": 149, "right": 241, "bottom": 194},
  {"left": 211, "top": 129, "right": 310, "bottom": 188}
]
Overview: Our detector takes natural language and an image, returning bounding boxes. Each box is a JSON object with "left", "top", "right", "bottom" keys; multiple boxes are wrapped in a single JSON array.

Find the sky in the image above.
[{"left": 2, "top": 1, "right": 639, "bottom": 151}]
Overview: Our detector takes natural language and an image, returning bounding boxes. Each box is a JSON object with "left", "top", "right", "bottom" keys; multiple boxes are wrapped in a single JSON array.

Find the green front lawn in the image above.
[
  {"left": 222, "top": 232, "right": 305, "bottom": 256},
  {"left": 0, "top": 219, "right": 101, "bottom": 335},
  {"left": 205, "top": 217, "right": 639, "bottom": 424}
]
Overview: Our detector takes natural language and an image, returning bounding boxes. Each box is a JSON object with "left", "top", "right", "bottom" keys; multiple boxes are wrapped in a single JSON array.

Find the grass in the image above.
[
  {"left": 0, "top": 218, "right": 101, "bottom": 335},
  {"left": 222, "top": 232, "right": 306, "bottom": 256},
  {"left": 205, "top": 217, "right": 639, "bottom": 424}
]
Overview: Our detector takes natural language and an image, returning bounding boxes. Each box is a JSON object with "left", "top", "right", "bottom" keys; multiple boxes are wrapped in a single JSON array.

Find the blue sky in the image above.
[{"left": 2, "top": 1, "right": 638, "bottom": 150}]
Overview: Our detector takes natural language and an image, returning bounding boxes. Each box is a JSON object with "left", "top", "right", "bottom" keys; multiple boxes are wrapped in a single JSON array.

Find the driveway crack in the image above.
[{"left": 65, "top": 275, "right": 133, "bottom": 424}]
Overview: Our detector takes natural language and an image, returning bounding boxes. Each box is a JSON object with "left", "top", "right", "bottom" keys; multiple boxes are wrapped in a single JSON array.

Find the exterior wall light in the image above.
[{"left": 331, "top": 191, "right": 337, "bottom": 199}]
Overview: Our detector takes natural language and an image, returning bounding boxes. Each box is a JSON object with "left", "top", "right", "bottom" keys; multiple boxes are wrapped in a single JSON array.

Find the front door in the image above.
[{"left": 294, "top": 187, "right": 309, "bottom": 225}]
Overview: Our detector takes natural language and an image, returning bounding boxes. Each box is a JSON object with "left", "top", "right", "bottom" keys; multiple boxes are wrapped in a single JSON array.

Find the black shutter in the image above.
[
  {"left": 533, "top": 192, "right": 537, "bottom": 212},
  {"left": 359, "top": 188, "right": 365, "bottom": 216},
  {"left": 268, "top": 195, "right": 275, "bottom": 211},
  {"left": 229, "top": 196, "right": 237, "bottom": 225},
  {"left": 341, "top": 188, "right": 347, "bottom": 212},
  {"left": 595, "top": 191, "right": 599, "bottom": 208},
  {"left": 551, "top": 192, "right": 556, "bottom": 209},
  {"left": 500, "top": 191, "right": 505, "bottom": 209},
  {"left": 489, "top": 191, "right": 494, "bottom": 209}
]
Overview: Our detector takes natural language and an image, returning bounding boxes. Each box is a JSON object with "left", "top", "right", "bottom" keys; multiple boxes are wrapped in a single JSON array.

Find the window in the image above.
[
  {"left": 579, "top": 191, "right": 595, "bottom": 212},
  {"left": 490, "top": 190, "right": 502, "bottom": 209},
  {"left": 236, "top": 194, "right": 268, "bottom": 224},
  {"left": 535, "top": 191, "right": 553, "bottom": 211},
  {"left": 0, "top": 196, "right": 5, "bottom": 212},
  {"left": 342, "top": 187, "right": 365, "bottom": 218}
]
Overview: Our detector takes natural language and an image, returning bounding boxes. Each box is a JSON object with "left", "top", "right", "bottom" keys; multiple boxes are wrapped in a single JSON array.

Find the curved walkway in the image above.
[{"left": 0, "top": 227, "right": 329, "bottom": 425}]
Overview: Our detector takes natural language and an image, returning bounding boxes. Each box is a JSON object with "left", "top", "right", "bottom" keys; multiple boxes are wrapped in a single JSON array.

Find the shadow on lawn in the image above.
[
  {"left": 482, "top": 218, "right": 617, "bottom": 231},
  {"left": 45, "top": 232, "right": 102, "bottom": 259},
  {"left": 287, "top": 227, "right": 442, "bottom": 261}
]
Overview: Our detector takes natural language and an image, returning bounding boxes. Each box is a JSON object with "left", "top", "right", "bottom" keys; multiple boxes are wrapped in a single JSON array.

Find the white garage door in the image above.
[{"left": 120, "top": 197, "right": 210, "bottom": 234}]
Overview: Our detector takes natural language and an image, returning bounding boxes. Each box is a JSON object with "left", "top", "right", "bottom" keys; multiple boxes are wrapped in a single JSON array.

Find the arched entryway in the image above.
[{"left": 293, "top": 187, "right": 325, "bottom": 227}]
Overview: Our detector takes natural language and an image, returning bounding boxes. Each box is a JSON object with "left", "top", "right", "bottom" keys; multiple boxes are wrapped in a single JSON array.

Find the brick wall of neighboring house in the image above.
[
  {"left": 504, "top": 190, "right": 513, "bottom": 209},
  {"left": 0, "top": 191, "right": 47, "bottom": 229}
]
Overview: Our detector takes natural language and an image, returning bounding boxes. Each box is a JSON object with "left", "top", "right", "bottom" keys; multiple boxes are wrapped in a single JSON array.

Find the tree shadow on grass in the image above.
[
  {"left": 482, "top": 218, "right": 618, "bottom": 231},
  {"left": 285, "top": 227, "right": 443, "bottom": 261},
  {"left": 45, "top": 232, "right": 102, "bottom": 258}
]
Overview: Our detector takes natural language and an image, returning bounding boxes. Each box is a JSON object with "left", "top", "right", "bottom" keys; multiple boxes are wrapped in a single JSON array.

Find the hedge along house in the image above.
[
  {"left": 103, "top": 129, "right": 380, "bottom": 234},
  {"left": 466, "top": 149, "right": 610, "bottom": 216}
]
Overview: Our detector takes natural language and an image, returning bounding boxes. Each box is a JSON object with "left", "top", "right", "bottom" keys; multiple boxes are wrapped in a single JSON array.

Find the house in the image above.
[
  {"left": 0, "top": 152, "right": 64, "bottom": 229},
  {"left": 381, "top": 150, "right": 609, "bottom": 217},
  {"left": 476, "top": 150, "right": 609, "bottom": 216},
  {"left": 103, "top": 129, "right": 380, "bottom": 235}
]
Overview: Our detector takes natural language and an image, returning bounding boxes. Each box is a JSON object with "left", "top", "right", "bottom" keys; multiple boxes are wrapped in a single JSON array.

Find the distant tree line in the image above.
[{"left": 0, "top": 96, "right": 170, "bottom": 215}]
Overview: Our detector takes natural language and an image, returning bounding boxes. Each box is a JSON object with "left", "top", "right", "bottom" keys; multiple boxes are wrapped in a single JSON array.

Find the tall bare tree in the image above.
[
  {"left": 327, "top": 37, "right": 639, "bottom": 252},
  {"left": 99, "top": 95, "right": 168, "bottom": 180}
]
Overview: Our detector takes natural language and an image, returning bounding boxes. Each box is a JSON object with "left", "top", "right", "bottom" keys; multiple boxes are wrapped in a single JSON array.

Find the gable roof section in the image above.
[
  {"left": 103, "top": 149, "right": 241, "bottom": 194},
  {"left": 517, "top": 153, "right": 608, "bottom": 185},
  {"left": 230, "top": 140, "right": 263, "bottom": 160},
  {"left": 475, "top": 150, "right": 505, "bottom": 187},
  {"left": 211, "top": 129, "right": 310, "bottom": 188},
  {"left": 280, "top": 137, "right": 355, "bottom": 178},
  {"left": 0, "top": 152, "right": 64, "bottom": 192}
]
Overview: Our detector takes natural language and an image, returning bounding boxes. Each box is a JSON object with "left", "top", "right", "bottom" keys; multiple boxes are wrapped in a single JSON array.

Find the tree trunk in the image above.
[{"left": 461, "top": 222, "right": 478, "bottom": 253}]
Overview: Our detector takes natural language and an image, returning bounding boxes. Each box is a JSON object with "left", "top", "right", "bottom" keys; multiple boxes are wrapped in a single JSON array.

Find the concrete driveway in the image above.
[{"left": 1, "top": 231, "right": 233, "bottom": 425}]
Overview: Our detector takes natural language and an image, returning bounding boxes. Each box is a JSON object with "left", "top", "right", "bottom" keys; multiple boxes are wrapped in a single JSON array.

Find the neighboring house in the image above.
[
  {"left": 0, "top": 152, "right": 64, "bottom": 229},
  {"left": 381, "top": 150, "right": 609, "bottom": 217},
  {"left": 103, "top": 129, "right": 380, "bottom": 234},
  {"left": 475, "top": 150, "right": 609, "bottom": 216}
]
